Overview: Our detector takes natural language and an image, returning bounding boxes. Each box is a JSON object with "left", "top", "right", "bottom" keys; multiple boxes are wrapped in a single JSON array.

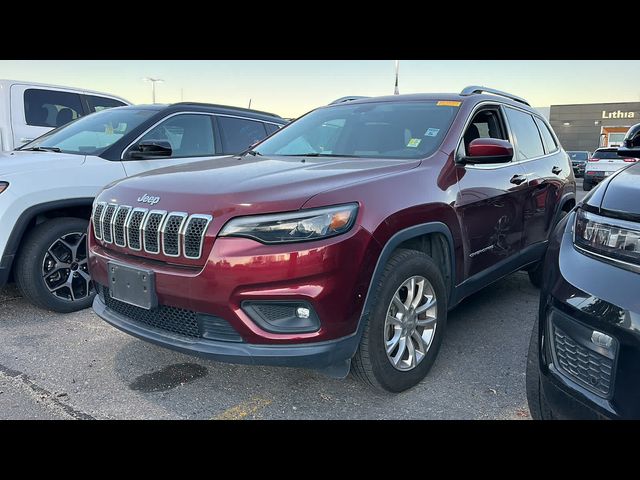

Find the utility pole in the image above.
[
  {"left": 143, "top": 77, "right": 164, "bottom": 104},
  {"left": 394, "top": 60, "right": 400, "bottom": 95},
  {"left": 248, "top": 98, "right": 252, "bottom": 109}
]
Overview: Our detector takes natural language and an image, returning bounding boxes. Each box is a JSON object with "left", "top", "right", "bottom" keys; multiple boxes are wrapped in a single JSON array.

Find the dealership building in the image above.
[{"left": 548, "top": 101, "right": 640, "bottom": 152}]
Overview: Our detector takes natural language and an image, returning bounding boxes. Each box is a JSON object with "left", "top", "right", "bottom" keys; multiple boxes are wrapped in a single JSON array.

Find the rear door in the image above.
[
  {"left": 216, "top": 115, "right": 269, "bottom": 154},
  {"left": 506, "top": 107, "right": 567, "bottom": 247},
  {"left": 10, "top": 84, "right": 85, "bottom": 148}
]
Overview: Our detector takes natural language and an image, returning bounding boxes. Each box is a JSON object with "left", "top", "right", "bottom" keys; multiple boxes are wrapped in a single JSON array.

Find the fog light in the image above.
[
  {"left": 296, "top": 307, "right": 310, "bottom": 319},
  {"left": 591, "top": 331, "right": 613, "bottom": 349},
  {"left": 242, "top": 301, "right": 320, "bottom": 333}
]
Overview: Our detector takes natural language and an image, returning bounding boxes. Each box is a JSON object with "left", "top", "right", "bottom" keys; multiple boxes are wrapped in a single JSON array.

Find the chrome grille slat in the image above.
[
  {"left": 102, "top": 204, "right": 117, "bottom": 244},
  {"left": 143, "top": 210, "right": 167, "bottom": 254},
  {"left": 113, "top": 206, "right": 132, "bottom": 247},
  {"left": 91, "top": 203, "right": 212, "bottom": 260},
  {"left": 161, "top": 212, "right": 188, "bottom": 257},
  {"left": 93, "top": 202, "right": 106, "bottom": 240},
  {"left": 183, "top": 215, "right": 212, "bottom": 259},
  {"left": 126, "top": 208, "right": 148, "bottom": 251}
]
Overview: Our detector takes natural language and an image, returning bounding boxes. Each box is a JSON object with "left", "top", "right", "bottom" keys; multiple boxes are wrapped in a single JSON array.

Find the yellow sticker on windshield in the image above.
[
  {"left": 105, "top": 124, "right": 114, "bottom": 134},
  {"left": 437, "top": 101, "right": 461, "bottom": 107},
  {"left": 407, "top": 138, "right": 422, "bottom": 148}
]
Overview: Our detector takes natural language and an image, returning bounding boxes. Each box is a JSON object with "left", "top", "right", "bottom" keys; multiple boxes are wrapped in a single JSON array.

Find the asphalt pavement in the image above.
[{"left": 0, "top": 180, "right": 588, "bottom": 420}]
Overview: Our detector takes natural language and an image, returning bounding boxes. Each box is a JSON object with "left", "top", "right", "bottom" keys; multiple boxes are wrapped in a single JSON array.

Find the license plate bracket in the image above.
[{"left": 108, "top": 262, "right": 157, "bottom": 310}]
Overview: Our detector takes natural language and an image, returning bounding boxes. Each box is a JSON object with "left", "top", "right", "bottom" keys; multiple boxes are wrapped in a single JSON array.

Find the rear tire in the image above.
[
  {"left": 352, "top": 249, "right": 447, "bottom": 393},
  {"left": 526, "top": 316, "right": 553, "bottom": 420},
  {"left": 14, "top": 217, "right": 94, "bottom": 313}
]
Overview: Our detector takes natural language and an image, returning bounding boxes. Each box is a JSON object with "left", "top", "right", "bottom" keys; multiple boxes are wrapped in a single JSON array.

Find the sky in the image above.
[{"left": 2, "top": 60, "right": 639, "bottom": 118}]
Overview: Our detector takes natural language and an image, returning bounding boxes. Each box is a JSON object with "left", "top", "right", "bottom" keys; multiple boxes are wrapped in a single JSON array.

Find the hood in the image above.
[
  {"left": 0, "top": 150, "right": 85, "bottom": 176},
  {"left": 101, "top": 155, "right": 420, "bottom": 216},
  {"left": 586, "top": 163, "right": 640, "bottom": 218}
]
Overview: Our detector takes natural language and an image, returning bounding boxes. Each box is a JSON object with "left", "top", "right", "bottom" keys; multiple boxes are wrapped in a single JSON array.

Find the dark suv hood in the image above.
[
  {"left": 586, "top": 163, "right": 640, "bottom": 218},
  {"left": 102, "top": 155, "right": 420, "bottom": 216}
]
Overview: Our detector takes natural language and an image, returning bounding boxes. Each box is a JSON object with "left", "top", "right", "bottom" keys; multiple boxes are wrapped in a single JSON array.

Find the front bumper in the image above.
[
  {"left": 93, "top": 293, "right": 360, "bottom": 370},
  {"left": 537, "top": 212, "right": 640, "bottom": 419}
]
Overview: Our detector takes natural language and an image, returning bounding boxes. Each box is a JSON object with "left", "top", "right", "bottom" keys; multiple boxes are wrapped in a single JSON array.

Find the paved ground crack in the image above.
[{"left": 0, "top": 363, "right": 96, "bottom": 420}]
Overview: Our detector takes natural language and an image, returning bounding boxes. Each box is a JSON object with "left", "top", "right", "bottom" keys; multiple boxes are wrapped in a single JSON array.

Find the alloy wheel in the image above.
[{"left": 42, "top": 232, "right": 92, "bottom": 302}]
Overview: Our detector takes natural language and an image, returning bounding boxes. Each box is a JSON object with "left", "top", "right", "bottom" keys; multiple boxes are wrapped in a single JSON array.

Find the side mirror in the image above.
[
  {"left": 128, "top": 139, "right": 172, "bottom": 159},
  {"left": 617, "top": 123, "right": 640, "bottom": 158},
  {"left": 460, "top": 138, "right": 514, "bottom": 164}
]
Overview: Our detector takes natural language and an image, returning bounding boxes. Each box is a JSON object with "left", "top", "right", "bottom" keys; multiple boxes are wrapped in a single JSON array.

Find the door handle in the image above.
[
  {"left": 510, "top": 174, "right": 527, "bottom": 185},
  {"left": 552, "top": 166, "right": 562, "bottom": 175}
]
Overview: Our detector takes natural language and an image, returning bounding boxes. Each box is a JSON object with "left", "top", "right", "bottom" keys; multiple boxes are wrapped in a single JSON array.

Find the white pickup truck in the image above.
[{"left": 0, "top": 79, "right": 130, "bottom": 151}]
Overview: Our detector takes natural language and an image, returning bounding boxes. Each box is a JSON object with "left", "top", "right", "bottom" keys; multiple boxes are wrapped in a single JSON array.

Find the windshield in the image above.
[
  {"left": 254, "top": 101, "right": 460, "bottom": 159},
  {"left": 593, "top": 150, "right": 628, "bottom": 160},
  {"left": 568, "top": 151, "right": 588, "bottom": 161},
  {"left": 20, "top": 107, "right": 157, "bottom": 155}
]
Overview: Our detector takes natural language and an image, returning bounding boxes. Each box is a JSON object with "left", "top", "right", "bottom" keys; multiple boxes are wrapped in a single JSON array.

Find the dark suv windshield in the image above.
[
  {"left": 592, "top": 150, "right": 628, "bottom": 160},
  {"left": 568, "top": 151, "right": 588, "bottom": 161},
  {"left": 254, "top": 101, "right": 460, "bottom": 159},
  {"left": 20, "top": 107, "right": 156, "bottom": 155}
]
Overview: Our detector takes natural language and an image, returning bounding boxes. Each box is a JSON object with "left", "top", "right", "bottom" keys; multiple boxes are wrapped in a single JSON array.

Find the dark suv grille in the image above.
[
  {"left": 92, "top": 202, "right": 211, "bottom": 260},
  {"left": 96, "top": 284, "right": 242, "bottom": 342},
  {"left": 553, "top": 326, "right": 614, "bottom": 397}
]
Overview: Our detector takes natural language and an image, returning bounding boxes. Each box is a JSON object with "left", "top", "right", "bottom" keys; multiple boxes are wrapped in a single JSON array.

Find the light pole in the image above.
[
  {"left": 394, "top": 60, "right": 400, "bottom": 95},
  {"left": 143, "top": 77, "right": 164, "bottom": 104}
]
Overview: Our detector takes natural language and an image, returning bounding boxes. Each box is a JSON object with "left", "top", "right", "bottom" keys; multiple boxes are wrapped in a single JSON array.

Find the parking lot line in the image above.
[{"left": 212, "top": 397, "right": 272, "bottom": 420}]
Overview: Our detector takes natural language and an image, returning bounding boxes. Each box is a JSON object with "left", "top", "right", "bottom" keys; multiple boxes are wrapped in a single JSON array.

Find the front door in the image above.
[{"left": 455, "top": 105, "right": 528, "bottom": 279}]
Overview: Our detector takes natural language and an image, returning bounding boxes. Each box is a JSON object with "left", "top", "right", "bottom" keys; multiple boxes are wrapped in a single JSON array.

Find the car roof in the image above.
[{"left": 324, "top": 92, "right": 539, "bottom": 114}]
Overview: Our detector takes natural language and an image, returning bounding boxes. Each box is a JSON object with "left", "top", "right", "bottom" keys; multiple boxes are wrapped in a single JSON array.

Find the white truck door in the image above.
[{"left": 10, "top": 84, "right": 84, "bottom": 148}]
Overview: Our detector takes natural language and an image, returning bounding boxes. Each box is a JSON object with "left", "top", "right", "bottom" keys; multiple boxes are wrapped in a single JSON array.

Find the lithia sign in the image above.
[{"left": 602, "top": 110, "right": 637, "bottom": 119}]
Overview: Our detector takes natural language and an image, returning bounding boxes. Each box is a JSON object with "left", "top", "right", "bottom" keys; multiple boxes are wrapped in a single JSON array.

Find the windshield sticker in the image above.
[
  {"left": 425, "top": 128, "right": 440, "bottom": 137},
  {"left": 407, "top": 138, "right": 422, "bottom": 148},
  {"left": 437, "top": 100, "right": 461, "bottom": 107}
]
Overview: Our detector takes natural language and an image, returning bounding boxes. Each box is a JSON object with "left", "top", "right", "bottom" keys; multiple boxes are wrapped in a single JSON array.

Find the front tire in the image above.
[
  {"left": 525, "top": 316, "right": 553, "bottom": 420},
  {"left": 14, "top": 217, "right": 95, "bottom": 313},
  {"left": 352, "top": 249, "right": 447, "bottom": 393}
]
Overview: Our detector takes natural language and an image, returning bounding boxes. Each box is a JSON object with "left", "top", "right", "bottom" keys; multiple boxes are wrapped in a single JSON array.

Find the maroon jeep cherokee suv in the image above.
[{"left": 88, "top": 87, "right": 575, "bottom": 392}]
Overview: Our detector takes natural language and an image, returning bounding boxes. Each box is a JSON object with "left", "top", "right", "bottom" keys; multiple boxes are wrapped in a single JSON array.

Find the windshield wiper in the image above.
[
  {"left": 279, "top": 153, "right": 361, "bottom": 158},
  {"left": 20, "top": 146, "right": 61, "bottom": 153}
]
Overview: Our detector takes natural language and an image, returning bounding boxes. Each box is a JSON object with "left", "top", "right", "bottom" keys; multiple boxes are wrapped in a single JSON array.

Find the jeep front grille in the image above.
[{"left": 93, "top": 202, "right": 212, "bottom": 260}]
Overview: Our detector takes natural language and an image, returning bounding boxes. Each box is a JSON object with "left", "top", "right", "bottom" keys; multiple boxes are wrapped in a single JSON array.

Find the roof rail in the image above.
[
  {"left": 171, "top": 102, "right": 282, "bottom": 118},
  {"left": 459, "top": 86, "right": 530, "bottom": 106},
  {"left": 329, "top": 96, "right": 369, "bottom": 105}
]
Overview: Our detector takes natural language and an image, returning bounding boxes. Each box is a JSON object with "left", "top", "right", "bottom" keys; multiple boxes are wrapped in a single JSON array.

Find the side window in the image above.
[
  {"left": 534, "top": 117, "right": 558, "bottom": 154},
  {"left": 24, "top": 89, "right": 83, "bottom": 128},
  {"left": 459, "top": 108, "right": 507, "bottom": 157},
  {"left": 218, "top": 116, "right": 268, "bottom": 153},
  {"left": 504, "top": 107, "right": 545, "bottom": 160},
  {"left": 85, "top": 95, "right": 127, "bottom": 113},
  {"left": 136, "top": 114, "right": 215, "bottom": 158},
  {"left": 264, "top": 123, "right": 280, "bottom": 135}
]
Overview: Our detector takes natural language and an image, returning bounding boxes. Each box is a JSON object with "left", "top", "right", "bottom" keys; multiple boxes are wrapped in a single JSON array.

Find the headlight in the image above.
[
  {"left": 574, "top": 208, "right": 640, "bottom": 270},
  {"left": 219, "top": 203, "right": 359, "bottom": 244},
  {"left": 0, "top": 182, "right": 8, "bottom": 194}
]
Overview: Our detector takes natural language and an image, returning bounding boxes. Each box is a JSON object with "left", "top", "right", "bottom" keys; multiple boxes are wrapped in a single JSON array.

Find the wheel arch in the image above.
[{"left": 0, "top": 198, "right": 94, "bottom": 287}]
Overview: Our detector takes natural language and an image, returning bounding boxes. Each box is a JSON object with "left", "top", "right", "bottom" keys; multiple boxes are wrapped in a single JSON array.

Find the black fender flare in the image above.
[
  {"left": 0, "top": 197, "right": 94, "bottom": 287},
  {"left": 554, "top": 191, "right": 577, "bottom": 226}
]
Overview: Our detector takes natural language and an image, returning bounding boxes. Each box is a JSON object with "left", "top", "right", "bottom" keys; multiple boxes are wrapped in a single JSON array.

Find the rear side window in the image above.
[
  {"left": 505, "top": 107, "right": 545, "bottom": 160},
  {"left": 138, "top": 114, "right": 215, "bottom": 158},
  {"left": 264, "top": 123, "right": 281, "bottom": 135},
  {"left": 85, "top": 95, "right": 127, "bottom": 112},
  {"left": 534, "top": 117, "right": 557, "bottom": 153},
  {"left": 24, "top": 89, "right": 84, "bottom": 128},
  {"left": 593, "top": 150, "right": 624, "bottom": 160},
  {"left": 218, "top": 116, "right": 268, "bottom": 153}
]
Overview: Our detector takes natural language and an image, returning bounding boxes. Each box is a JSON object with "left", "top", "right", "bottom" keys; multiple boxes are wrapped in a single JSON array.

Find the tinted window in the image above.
[
  {"left": 265, "top": 123, "right": 280, "bottom": 135},
  {"left": 505, "top": 107, "right": 545, "bottom": 160},
  {"left": 24, "top": 88, "right": 83, "bottom": 128},
  {"left": 23, "top": 108, "right": 155, "bottom": 155},
  {"left": 534, "top": 117, "right": 557, "bottom": 153},
  {"left": 593, "top": 150, "right": 631, "bottom": 160},
  {"left": 255, "top": 101, "right": 459, "bottom": 159},
  {"left": 85, "top": 95, "right": 127, "bottom": 113},
  {"left": 568, "top": 151, "right": 588, "bottom": 161},
  {"left": 218, "top": 117, "right": 268, "bottom": 153},
  {"left": 138, "top": 114, "right": 215, "bottom": 158}
]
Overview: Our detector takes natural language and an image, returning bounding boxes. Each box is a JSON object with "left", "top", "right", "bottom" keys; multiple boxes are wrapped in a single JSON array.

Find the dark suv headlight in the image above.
[
  {"left": 573, "top": 208, "right": 640, "bottom": 271},
  {"left": 219, "top": 203, "right": 359, "bottom": 244}
]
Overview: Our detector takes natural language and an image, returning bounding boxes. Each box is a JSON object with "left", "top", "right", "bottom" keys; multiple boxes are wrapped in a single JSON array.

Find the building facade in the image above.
[{"left": 549, "top": 102, "right": 640, "bottom": 152}]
